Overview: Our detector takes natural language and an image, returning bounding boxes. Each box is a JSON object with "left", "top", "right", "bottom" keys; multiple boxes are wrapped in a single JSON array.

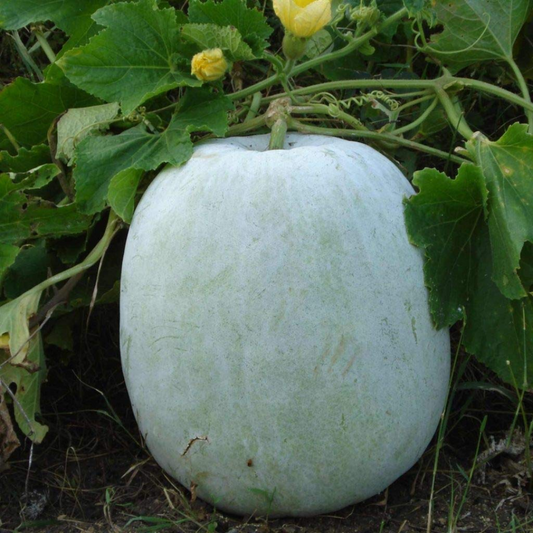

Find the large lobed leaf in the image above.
[
  {"left": 0, "top": 0, "right": 111, "bottom": 51},
  {"left": 188, "top": 0, "right": 273, "bottom": 56},
  {"left": 470, "top": 124, "right": 533, "bottom": 300},
  {"left": 0, "top": 174, "right": 91, "bottom": 246},
  {"left": 59, "top": 0, "right": 201, "bottom": 114},
  {"left": 0, "top": 78, "right": 96, "bottom": 147},
  {"left": 405, "top": 159, "right": 533, "bottom": 387},
  {"left": 428, "top": 0, "right": 530, "bottom": 72}
]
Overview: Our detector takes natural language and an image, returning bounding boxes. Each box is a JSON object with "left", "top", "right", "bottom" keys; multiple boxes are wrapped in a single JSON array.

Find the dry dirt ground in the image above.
[{"left": 1, "top": 309, "right": 532, "bottom": 533}]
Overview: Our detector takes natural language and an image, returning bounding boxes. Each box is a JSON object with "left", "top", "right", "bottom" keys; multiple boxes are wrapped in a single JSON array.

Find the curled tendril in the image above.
[{"left": 308, "top": 91, "right": 399, "bottom": 116}]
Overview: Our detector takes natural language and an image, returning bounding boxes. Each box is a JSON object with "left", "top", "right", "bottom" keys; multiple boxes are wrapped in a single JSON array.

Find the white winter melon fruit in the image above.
[{"left": 120, "top": 134, "right": 450, "bottom": 517}]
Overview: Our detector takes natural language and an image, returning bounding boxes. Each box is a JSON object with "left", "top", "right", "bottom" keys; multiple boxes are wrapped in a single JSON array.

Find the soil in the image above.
[{"left": 1, "top": 307, "right": 532, "bottom": 533}]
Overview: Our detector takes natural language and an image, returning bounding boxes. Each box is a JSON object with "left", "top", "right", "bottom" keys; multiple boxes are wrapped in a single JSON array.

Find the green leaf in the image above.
[
  {"left": 520, "top": 243, "right": 533, "bottom": 291},
  {"left": 17, "top": 164, "right": 62, "bottom": 191},
  {"left": 0, "top": 0, "right": 107, "bottom": 32},
  {"left": 305, "top": 30, "right": 333, "bottom": 59},
  {"left": 471, "top": 124, "right": 533, "bottom": 300},
  {"left": 405, "top": 163, "right": 533, "bottom": 387},
  {"left": 405, "top": 164, "right": 488, "bottom": 328},
  {"left": 0, "top": 78, "right": 96, "bottom": 146},
  {"left": 45, "top": 315, "right": 74, "bottom": 351},
  {"left": 181, "top": 24, "right": 256, "bottom": 61},
  {"left": 0, "top": 174, "right": 92, "bottom": 245},
  {"left": 188, "top": 0, "right": 273, "bottom": 56},
  {"left": 0, "top": 0, "right": 117, "bottom": 55},
  {"left": 59, "top": 0, "right": 201, "bottom": 114},
  {"left": 462, "top": 227, "right": 533, "bottom": 388},
  {"left": 428, "top": 0, "right": 530, "bottom": 72},
  {"left": 108, "top": 169, "right": 144, "bottom": 224},
  {"left": 0, "top": 244, "right": 20, "bottom": 285},
  {"left": 57, "top": 103, "right": 120, "bottom": 163},
  {"left": 74, "top": 88, "right": 233, "bottom": 214},
  {"left": 3, "top": 242, "right": 50, "bottom": 300},
  {"left": 0, "top": 145, "right": 51, "bottom": 173}
]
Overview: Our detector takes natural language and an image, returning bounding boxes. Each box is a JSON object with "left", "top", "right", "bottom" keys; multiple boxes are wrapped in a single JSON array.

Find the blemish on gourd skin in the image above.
[
  {"left": 181, "top": 435, "right": 209, "bottom": 456},
  {"left": 342, "top": 354, "right": 356, "bottom": 376},
  {"left": 328, "top": 334, "right": 346, "bottom": 371},
  {"left": 411, "top": 317, "right": 418, "bottom": 344}
]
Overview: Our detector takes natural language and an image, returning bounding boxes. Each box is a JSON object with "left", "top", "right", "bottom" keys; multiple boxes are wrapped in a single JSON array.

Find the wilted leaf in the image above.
[
  {"left": 0, "top": 391, "right": 20, "bottom": 469},
  {"left": 57, "top": 103, "right": 120, "bottom": 162},
  {"left": 0, "top": 78, "right": 96, "bottom": 146},
  {"left": 0, "top": 332, "right": 48, "bottom": 442}
]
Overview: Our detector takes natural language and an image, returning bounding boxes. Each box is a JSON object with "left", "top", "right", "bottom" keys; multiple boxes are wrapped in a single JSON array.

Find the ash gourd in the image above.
[{"left": 120, "top": 133, "right": 450, "bottom": 517}]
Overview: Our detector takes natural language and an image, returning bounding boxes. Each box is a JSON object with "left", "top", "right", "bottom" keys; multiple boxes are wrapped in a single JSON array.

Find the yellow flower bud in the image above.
[
  {"left": 273, "top": 0, "right": 332, "bottom": 39},
  {"left": 191, "top": 48, "right": 228, "bottom": 82}
]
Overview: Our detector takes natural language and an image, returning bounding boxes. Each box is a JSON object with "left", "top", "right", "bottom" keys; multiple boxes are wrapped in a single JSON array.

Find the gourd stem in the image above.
[
  {"left": 290, "top": 104, "right": 367, "bottom": 131},
  {"left": 392, "top": 97, "right": 439, "bottom": 136},
  {"left": 15, "top": 210, "right": 121, "bottom": 310},
  {"left": 34, "top": 29, "right": 56, "bottom": 63},
  {"left": 268, "top": 118, "right": 288, "bottom": 150},
  {"left": 435, "top": 88, "right": 474, "bottom": 140},
  {"left": 244, "top": 92, "right": 263, "bottom": 122},
  {"left": 260, "top": 77, "right": 533, "bottom": 113},
  {"left": 507, "top": 57, "right": 533, "bottom": 132}
]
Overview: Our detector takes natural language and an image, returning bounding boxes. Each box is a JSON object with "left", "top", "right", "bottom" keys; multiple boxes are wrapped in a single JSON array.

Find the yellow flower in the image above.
[
  {"left": 273, "top": 0, "right": 332, "bottom": 38},
  {"left": 191, "top": 49, "right": 228, "bottom": 82}
]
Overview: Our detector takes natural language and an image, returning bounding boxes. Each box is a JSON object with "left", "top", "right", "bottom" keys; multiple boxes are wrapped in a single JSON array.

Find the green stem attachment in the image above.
[
  {"left": 269, "top": 118, "right": 288, "bottom": 150},
  {"left": 244, "top": 92, "right": 263, "bottom": 122},
  {"left": 435, "top": 87, "right": 474, "bottom": 140},
  {"left": 33, "top": 29, "right": 56, "bottom": 63},
  {"left": 282, "top": 33, "right": 307, "bottom": 61},
  {"left": 266, "top": 98, "right": 291, "bottom": 150},
  {"left": 507, "top": 57, "right": 533, "bottom": 132}
]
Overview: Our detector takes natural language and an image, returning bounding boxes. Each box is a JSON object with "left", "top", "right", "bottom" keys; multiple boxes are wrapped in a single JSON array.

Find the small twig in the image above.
[
  {"left": 32, "top": 28, "right": 56, "bottom": 63},
  {"left": 10, "top": 31, "right": 43, "bottom": 81},
  {"left": 28, "top": 272, "right": 83, "bottom": 330},
  {"left": 86, "top": 242, "right": 112, "bottom": 329},
  {"left": 0, "top": 124, "right": 21, "bottom": 152}
]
